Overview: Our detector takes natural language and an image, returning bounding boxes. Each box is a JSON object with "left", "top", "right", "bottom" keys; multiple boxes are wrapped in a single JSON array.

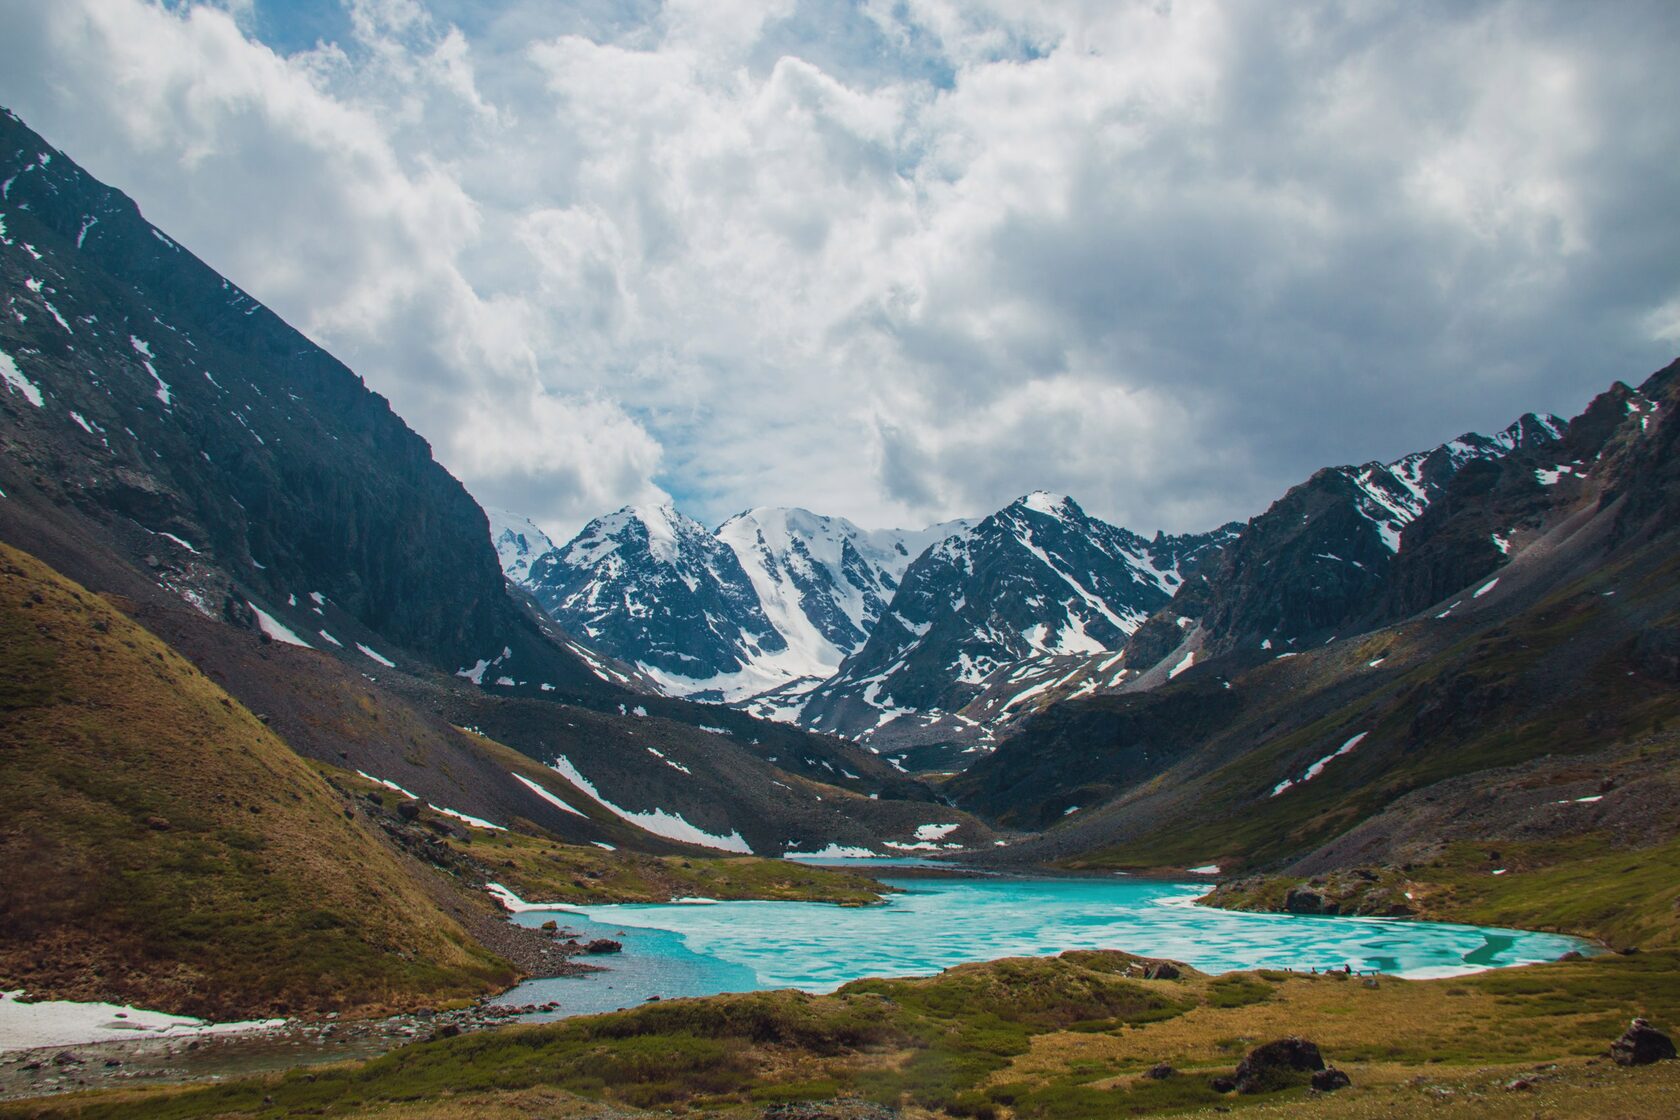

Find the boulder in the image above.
[
  {"left": 1143, "top": 961, "right": 1181, "bottom": 980},
  {"left": 760, "top": 1100, "right": 900, "bottom": 1120},
  {"left": 1233, "top": 1037, "right": 1326, "bottom": 1093},
  {"left": 1144, "top": 1063, "right": 1174, "bottom": 1079},
  {"left": 584, "top": 938, "right": 623, "bottom": 954},
  {"left": 1311, "top": 1068, "right": 1351, "bottom": 1091},
  {"left": 1284, "top": 886, "right": 1334, "bottom": 915},
  {"left": 1610, "top": 1019, "right": 1676, "bottom": 1066}
]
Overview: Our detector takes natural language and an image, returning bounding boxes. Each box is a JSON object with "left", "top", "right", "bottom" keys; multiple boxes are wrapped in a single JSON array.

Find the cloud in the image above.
[{"left": 2, "top": 0, "right": 1677, "bottom": 542}]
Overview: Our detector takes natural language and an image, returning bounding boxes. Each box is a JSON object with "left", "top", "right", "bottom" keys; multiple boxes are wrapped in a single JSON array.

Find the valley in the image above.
[{"left": 3, "top": 22, "right": 1679, "bottom": 1116}]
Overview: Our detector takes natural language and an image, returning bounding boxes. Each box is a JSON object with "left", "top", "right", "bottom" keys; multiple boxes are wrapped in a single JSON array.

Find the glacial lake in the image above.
[{"left": 496, "top": 875, "right": 1592, "bottom": 1019}]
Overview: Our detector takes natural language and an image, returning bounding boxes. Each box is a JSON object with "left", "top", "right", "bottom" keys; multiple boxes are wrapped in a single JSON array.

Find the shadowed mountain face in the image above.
[
  {"left": 0, "top": 107, "right": 520, "bottom": 672},
  {"left": 948, "top": 361, "right": 1680, "bottom": 873}
]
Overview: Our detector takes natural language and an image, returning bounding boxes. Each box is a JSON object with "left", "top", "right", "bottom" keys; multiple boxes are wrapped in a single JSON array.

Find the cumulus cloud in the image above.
[{"left": 1, "top": 0, "right": 1677, "bottom": 541}]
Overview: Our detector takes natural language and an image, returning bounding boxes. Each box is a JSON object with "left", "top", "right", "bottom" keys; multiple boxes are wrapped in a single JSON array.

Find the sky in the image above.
[{"left": 2, "top": 0, "right": 1678, "bottom": 543}]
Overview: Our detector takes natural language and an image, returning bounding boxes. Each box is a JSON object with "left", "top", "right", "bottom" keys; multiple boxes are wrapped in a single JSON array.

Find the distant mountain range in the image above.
[{"left": 498, "top": 415, "right": 1572, "bottom": 757}]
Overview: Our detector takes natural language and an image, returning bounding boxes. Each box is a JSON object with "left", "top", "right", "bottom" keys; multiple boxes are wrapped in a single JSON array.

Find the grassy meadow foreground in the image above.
[{"left": 2, "top": 948, "right": 1676, "bottom": 1119}]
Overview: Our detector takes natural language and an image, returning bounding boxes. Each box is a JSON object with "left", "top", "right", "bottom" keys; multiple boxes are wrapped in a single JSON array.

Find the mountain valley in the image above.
[{"left": 2, "top": 88, "right": 1678, "bottom": 1120}]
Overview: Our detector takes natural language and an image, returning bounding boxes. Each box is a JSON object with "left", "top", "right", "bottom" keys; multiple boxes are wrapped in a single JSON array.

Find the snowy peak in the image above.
[
  {"left": 521, "top": 500, "right": 978, "bottom": 704},
  {"left": 485, "top": 507, "right": 556, "bottom": 583},
  {"left": 797, "top": 494, "right": 1225, "bottom": 741},
  {"left": 715, "top": 506, "right": 973, "bottom": 678},
  {"left": 1341, "top": 412, "right": 1568, "bottom": 553},
  {"left": 525, "top": 504, "right": 787, "bottom": 698}
]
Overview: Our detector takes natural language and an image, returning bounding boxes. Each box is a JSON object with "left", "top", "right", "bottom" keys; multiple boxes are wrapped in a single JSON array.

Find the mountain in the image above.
[
  {"left": 716, "top": 506, "right": 972, "bottom": 679},
  {"left": 793, "top": 493, "right": 1234, "bottom": 744},
  {"left": 0, "top": 104, "right": 985, "bottom": 921},
  {"left": 524, "top": 503, "right": 786, "bottom": 699},
  {"left": 523, "top": 502, "right": 971, "bottom": 702},
  {"left": 947, "top": 364, "right": 1680, "bottom": 887},
  {"left": 486, "top": 506, "right": 556, "bottom": 584}
]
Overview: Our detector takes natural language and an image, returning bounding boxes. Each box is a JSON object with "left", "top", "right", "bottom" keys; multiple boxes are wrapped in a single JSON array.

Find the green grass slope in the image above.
[{"left": 0, "top": 543, "right": 516, "bottom": 1019}]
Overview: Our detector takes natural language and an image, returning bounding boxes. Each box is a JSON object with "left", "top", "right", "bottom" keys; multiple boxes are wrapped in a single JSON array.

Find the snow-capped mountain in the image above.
[
  {"left": 715, "top": 507, "right": 972, "bottom": 681},
  {"left": 1333, "top": 413, "right": 1566, "bottom": 552},
  {"left": 794, "top": 493, "right": 1233, "bottom": 741},
  {"left": 523, "top": 504, "right": 783, "bottom": 699},
  {"left": 522, "top": 503, "right": 973, "bottom": 702},
  {"left": 1167, "top": 412, "right": 1569, "bottom": 667},
  {"left": 486, "top": 507, "right": 557, "bottom": 583}
]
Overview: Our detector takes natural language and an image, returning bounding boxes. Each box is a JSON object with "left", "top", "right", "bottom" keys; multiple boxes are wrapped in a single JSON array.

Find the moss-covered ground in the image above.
[{"left": 5, "top": 948, "right": 1676, "bottom": 1119}]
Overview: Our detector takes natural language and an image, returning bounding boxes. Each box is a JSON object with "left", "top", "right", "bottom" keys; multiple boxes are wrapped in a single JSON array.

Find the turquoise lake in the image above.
[{"left": 497, "top": 875, "right": 1592, "bottom": 1019}]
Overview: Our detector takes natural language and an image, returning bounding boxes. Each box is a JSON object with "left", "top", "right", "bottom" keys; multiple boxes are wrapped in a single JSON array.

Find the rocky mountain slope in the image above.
[
  {"left": 531, "top": 417, "right": 1570, "bottom": 763},
  {"left": 950, "top": 361, "right": 1680, "bottom": 882}
]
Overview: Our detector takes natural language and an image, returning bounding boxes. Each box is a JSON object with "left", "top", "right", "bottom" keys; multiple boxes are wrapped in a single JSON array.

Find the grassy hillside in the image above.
[
  {"left": 6, "top": 949, "right": 1676, "bottom": 1118},
  {"left": 0, "top": 543, "right": 517, "bottom": 1019}
]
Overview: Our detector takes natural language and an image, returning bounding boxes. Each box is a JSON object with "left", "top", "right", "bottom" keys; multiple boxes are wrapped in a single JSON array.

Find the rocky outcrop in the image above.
[
  {"left": 1229, "top": 1037, "right": 1326, "bottom": 1094},
  {"left": 1611, "top": 1019, "right": 1676, "bottom": 1066}
]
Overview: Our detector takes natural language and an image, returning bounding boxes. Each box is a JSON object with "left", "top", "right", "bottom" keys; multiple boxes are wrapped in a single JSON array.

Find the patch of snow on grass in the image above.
[
  {"left": 430, "top": 804, "right": 505, "bottom": 831},
  {"left": 1273, "top": 732, "right": 1368, "bottom": 797},
  {"left": 784, "top": 844, "right": 878, "bottom": 859},
  {"left": 318, "top": 630, "right": 342, "bottom": 647},
  {"left": 914, "top": 823, "right": 960, "bottom": 841},
  {"left": 1168, "top": 650, "right": 1196, "bottom": 679},
  {"left": 355, "top": 770, "right": 418, "bottom": 800},
  {"left": 1187, "top": 864, "right": 1221, "bottom": 875},
  {"left": 484, "top": 882, "right": 569, "bottom": 913}
]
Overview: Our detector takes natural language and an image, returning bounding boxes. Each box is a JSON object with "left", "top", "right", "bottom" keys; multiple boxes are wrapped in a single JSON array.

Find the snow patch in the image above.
[
  {"left": 0, "top": 349, "right": 43, "bottom": 407},
  {"left": 783, "top": 844, "right": 879, "bottom": 859},
  {"left": 249, "top": 603, "right": 310, "bottom": 648},
  {"left": 356, "top": 642, "right": 396, "bottom": 668},
  {"left": 512, "top": 773, "right": 586, "bottom": 816},
  {"left": 548, "top": 755, "right": 752, "bottom": 853},
  {"left": 0, "top": 991, "right": 281, "bottom": 1053}
]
